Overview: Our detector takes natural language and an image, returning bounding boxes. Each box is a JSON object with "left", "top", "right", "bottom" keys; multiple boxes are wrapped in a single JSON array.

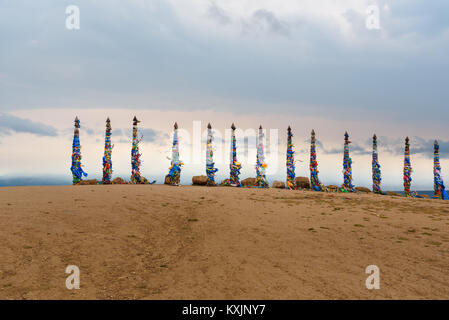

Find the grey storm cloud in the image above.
[
  {"left": 140, "top": 128, "right": 170, "bottom": 143},
  {"left": 320, "top": 136, "right": 449, "bottom": 158},
  {"left": 111, "top": 129, "right": 123, "bottom": 137},
  {"left": 251, "top": 9, "right": 290, "bottom": 36},
  {"left": 383, "top": 137, "right": 449, "bottom": 158},
  {"left": 117, "top": 138, "right": 130, "bottom": 144},
  {"left": 109, "top": 128, "right": 168, "bottom": 145},
  {"left": 207, "top": 1, "right": 231, "bottom": 25},
  {"left": 298, "top": 138, "right": 321, "bottom": 154},
  {"left": 323, "top": 143, "right": 371, "bottom": 156},
  {"left": 298, "top": 138, "right": 371, "bottom": 156},
  {"left": 208, "top": 3, "right": 289, "bottom": 35},
  {"left": 0, "top": 112, "right": 58, "bottom": 137}
]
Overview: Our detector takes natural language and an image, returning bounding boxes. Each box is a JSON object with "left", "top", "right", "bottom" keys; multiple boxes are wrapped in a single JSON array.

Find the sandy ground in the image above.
[{"left": 0, "top": 185, "right": 448, "bottom": 300}]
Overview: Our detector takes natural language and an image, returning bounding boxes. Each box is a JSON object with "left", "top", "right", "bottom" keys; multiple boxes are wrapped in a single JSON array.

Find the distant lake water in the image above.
[{"left": 394, "top": 190, "right": 435, "bottom": 197}]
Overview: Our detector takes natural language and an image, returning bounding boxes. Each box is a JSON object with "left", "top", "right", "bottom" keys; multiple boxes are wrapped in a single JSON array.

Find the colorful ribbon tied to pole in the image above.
[
  {"left": 341, "top": 131, "right": 355, "bottom": 192},
  {"left": 372, "top": 134, "right": 382, "bottom": 194},
  {"left": 403, "top": 137, "right": 413, "bottom": 197},
  {"left": 434, "top": 140, "right": 449, "bottom": 200},
  {"left": 229, "top": 123, "right": 242, "bottom": 187},
  {"left": 167, "top": 122, "right": 183, "bottom": 185},
  {"left": 102, "top": 117, "right": 113, "bottom": 184},
  {"left": 206, "top": 123, "right": 218, "bottom": 186},
  {"left": 255, "top": 125, "right": 269, "bottom": 188},
  {"left": 70, "top": 116, "right": 88, "bottom": 184},
  {"left": 286, "top": 126, "right": 295, "bottom": 189},
  {"left": 310, "top": 129, "right": 324, "bottom": 191}
]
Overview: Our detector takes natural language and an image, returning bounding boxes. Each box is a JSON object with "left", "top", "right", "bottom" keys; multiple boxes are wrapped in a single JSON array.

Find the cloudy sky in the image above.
[{"left": 0, "top": 0, "right": 448, "bottom": 189}]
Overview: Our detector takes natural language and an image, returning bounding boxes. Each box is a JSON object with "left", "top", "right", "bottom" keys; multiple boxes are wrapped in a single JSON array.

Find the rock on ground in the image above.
[
  {"left": 295, "top": 177, "right": 310, "bottom": 189},
  {"left": 112, "top": 177, "right": 127, "bottom": 184},
  {"left": 326, "top": 185, "right": 339, "bottom": 192},
  {"left": 164, "top": 175, "right": 171, "bottom": 185},
  {"left": 355, "top": 186, "right": 371, "bottom": 193},
  {"left": 386, "top": 191, "right": 402, "bottom": 197},
  {"left": 272, "top": 181, "right": 285, "bottom": 189},
  {"left": 79, "top": 179, "right": 98, "bottom": 185},
  {"left": 241, "top": 178, "right": 256, "bottom": 187},
  {"left": 192, "top": 175, "right": 207, "bottom": 186}
]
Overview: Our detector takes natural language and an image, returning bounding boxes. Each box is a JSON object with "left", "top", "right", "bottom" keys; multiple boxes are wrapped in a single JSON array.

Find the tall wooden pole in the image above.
[
  {"left": 255, "top": 125, "right": 269, "bottom": 188},
  {"left": 229, "top": 123, "right": 242, "bottom": 187},
  {"left": 167, "top": 122, "right": 182, "bottom": 185},
  {"left": 403, "top": 137, "right": 412, "bottom": 196},
  {"left": 102, "top": 117, "right": 113, "bottom": 184},
  {"left": 372, "top": 134, "right": 382, "bottom": 194},
  {"left": 310, "top": 129, "right": 324, "bottom": 191},
  {"left": 70, "top": 116, "right": 87, "bottom": 184},
  {"left": 341, "top": 131, "right": 354, "bottom": 192},
  {"left": 131, "top": 116, "right": 142, "bottom": 184},
  {"left": 286, "top": 126, "right": 295, "bottom": 189},
  {"left": 206, "top": 123, "right": 218, "bottom": 186}
]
